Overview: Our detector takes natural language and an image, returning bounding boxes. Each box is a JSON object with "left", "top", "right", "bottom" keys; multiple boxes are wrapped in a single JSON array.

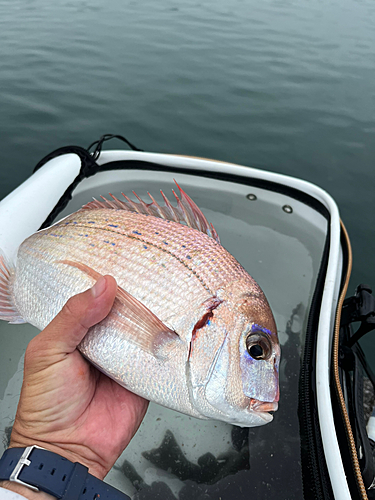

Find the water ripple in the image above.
[{"left": 0, "top": 0, "right": 374, "bottom": 313}]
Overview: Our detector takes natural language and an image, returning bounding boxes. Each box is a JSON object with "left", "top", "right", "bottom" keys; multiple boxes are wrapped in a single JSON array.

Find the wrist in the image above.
[
  {"left": 9, "top": 434, "right": 107, "bottom": 480},
  {"left": 0, "top": 447, "right": 131, "bottom": 500},
  {"left": 0, "top": 480, "right": 56, "bottom": 500}
]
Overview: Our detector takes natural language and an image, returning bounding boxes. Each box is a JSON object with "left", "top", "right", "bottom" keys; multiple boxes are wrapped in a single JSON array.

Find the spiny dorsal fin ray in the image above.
[{"left": 82, "top": 180, "right": 220, "bottom": 244}]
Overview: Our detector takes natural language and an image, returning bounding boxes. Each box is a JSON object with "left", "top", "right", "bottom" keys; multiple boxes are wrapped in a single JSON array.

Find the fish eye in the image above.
[{"left": 246, "top": 332, "right": 272, "bottom": 361}]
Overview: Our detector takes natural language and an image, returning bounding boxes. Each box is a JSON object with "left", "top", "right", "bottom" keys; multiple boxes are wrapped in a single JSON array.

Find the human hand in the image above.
[{"left": 7, "top": 276, "right": 149, "bottom": 483}]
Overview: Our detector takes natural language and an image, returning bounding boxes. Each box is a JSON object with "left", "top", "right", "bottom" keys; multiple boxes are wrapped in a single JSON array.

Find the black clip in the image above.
[{"left": 341, "top": 284, "right": 375, "bottom": 347}]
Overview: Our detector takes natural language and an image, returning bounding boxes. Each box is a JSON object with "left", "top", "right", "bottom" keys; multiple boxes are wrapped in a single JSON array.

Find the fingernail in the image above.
[{"left": 91, "top": 276, "right": 107, "bottom": 298}]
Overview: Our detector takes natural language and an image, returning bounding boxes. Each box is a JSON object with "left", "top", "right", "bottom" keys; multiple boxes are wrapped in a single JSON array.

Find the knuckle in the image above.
[
  {"left": 61, "top": 293, "right": 90, "bottom": 331},
  {"left": 63, "top": 294, "right": 81, "bottom": 319}
]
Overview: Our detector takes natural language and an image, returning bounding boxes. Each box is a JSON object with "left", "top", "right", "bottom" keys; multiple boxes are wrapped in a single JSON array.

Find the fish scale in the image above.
[
  {"left": 62, "top": 209, "right": 253, "bottom": 293},
  {"left": 0, "top": 186, "right": 280, "bottom": 426}
]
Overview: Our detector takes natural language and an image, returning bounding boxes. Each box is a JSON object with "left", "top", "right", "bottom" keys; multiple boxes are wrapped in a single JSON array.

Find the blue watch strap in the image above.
[{"left": 0, "top": 447, "right": 131, "bottom": 500}]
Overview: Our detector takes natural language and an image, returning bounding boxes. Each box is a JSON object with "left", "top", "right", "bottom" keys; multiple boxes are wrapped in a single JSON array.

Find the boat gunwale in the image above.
[{"left": 0, "top": 149, "right": 346, "bottom": 498}]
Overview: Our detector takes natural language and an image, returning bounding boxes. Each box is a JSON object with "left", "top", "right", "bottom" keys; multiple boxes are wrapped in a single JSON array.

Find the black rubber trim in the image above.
[
  {"left": 86, "top": 159, "right": 329, "bottom": 217},
  {"left": 35, "top": 154, "right": 330, "bottom": 229}
]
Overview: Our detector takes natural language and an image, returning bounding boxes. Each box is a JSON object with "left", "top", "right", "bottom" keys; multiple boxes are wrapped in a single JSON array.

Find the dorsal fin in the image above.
[{"left": 82, "top": 180, "right": 220, "bottom": 243}]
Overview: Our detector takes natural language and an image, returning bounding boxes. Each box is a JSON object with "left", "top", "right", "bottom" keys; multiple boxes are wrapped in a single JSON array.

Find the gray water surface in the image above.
[{"left": 0, "top": 0, "right": 374, "bottom": 289}]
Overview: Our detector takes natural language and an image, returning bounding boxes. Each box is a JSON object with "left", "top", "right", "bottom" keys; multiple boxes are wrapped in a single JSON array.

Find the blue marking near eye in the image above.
[
  {"left": 207, "top": 320, "right": 211, "bottom": 326},
  {"left": 243, "top": 350, "right": 254, "bottom": 361},
  {"left": 155, "top": 232, "right": 159, "bottom": 235},
  {"left": 143, "top": 245, "right": 148, "bottom": 249},
  {"left": 186, "top": 255, "right": 192, "bottom": 259},
  {"left": 111, "top": 243, "right": 116, "bottom": 246},
  {"left": 251, "top": 324, "right": 273, "bottom": 336},
  {"left": 108, "top": 224, "right": 118, "bottom": 228},
  {"left": 182, "top": 245, "right": 186, "bottom": 248},
  {"left": 163, "top": 241, "right": 168, "bottom": 245},
  {"left": 104, "top": 240, "right": 109, "bottom": 244},
  {"left": 85, "top": 234, "right": 88, "bottom": 237},
  {"left": 90, "top": 243, "right": 95, "bottom": 247},
  {"left": 87, "top": 221, "right": 95, "bottom": 224},
  {"left": 133, "top": 230, "right": 142, "bottom": 235}
]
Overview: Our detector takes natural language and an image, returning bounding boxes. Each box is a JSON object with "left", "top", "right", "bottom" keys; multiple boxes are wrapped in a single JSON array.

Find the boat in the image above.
[{"left": 0, "top": 134, "right": 373, "bottom": 500}]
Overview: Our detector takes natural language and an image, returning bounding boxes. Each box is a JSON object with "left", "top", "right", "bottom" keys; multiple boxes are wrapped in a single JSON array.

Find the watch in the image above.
[{"left": 0, "top": 446, "right": 131, "bottom": 499}]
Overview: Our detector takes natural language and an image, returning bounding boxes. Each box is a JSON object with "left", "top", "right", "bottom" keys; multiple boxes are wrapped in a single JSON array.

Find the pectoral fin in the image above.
[{"left": 58, "top": 260, "right": 180, "bottom": 357}]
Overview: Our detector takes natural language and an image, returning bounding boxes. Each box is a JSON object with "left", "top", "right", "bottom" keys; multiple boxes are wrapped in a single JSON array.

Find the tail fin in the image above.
[{"left": 0, "top": 252, "right": 25, "bottom": 324}]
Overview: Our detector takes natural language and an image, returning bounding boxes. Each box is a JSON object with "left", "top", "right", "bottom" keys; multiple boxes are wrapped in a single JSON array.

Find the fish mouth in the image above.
[{"left": 249, "top": 398, "right": 278, "bottom": 414}]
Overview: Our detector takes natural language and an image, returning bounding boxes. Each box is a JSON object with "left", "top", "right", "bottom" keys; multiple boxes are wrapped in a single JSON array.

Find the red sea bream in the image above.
[{"left": 0, "top": 183, "right": 280, "bottom": 427}]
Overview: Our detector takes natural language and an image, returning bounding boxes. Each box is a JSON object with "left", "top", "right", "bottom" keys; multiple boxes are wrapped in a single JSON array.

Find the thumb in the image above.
[{"left": 26, "top": 275, "right": 117, "bottom": 364}]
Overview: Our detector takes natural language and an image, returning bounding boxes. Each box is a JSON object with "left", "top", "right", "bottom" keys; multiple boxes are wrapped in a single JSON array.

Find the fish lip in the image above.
[
  {"left": 249, "top": 399, "right": 278, "bottom": 414},
  {"left": 238, "top": 399, "right": 278, "bottom": 425}
]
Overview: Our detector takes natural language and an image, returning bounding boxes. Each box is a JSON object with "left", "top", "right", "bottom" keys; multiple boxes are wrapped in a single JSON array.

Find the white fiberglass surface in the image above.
[{"left": 0, "top": 170, "right": 326, "bottom": 499}]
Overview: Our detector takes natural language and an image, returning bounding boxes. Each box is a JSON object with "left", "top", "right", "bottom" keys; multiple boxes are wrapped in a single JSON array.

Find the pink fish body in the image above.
[{"left": 0, "top": 184, "right": 280, "bottom": 427}]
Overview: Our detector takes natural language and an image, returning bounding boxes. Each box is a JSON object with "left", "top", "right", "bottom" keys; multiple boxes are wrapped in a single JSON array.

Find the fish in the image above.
[{"left": 0, "top": 182, "right": 280, "bottom": 427}]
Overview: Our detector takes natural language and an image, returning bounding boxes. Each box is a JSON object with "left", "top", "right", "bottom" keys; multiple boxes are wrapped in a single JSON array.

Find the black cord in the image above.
[{"left": 87, "top": 134, "right": 143, "bottom": 160}]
